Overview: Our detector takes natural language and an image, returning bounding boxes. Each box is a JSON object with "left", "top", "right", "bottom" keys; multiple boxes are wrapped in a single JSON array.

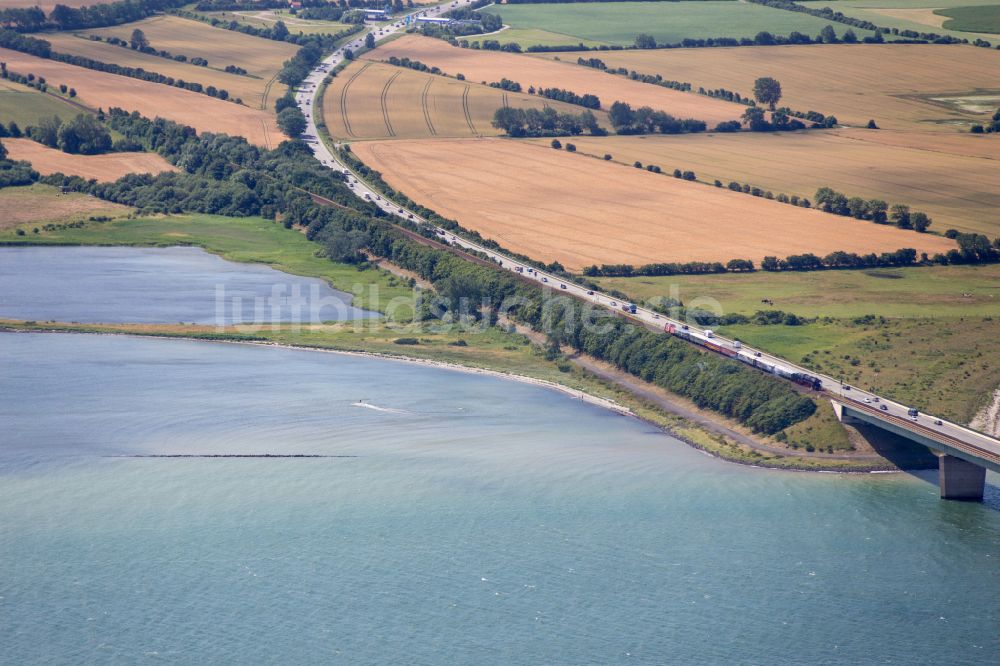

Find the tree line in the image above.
[
  {"left": 608, "top": 101, "right": 707, "bottom": 134},
  {"left": 0, "top": 64, "right": 77, "bottom": 99},
  {"left": 23, "top": 113, "right": 120, "bottom": 155},
  {"left": 491, "top": 107, "right": 604, "bottom": 137},
  {"left": 0, "top": 29, "right": 237, "bottom": 102},
  {"left": 386, "top": 56, "right": 443, "bottom": 75},
  {"left": 746, "top": 0, "right": 988, "bottom": 46},
  {"left": 0, "top": 139, "right": 39, "bottom": 188},
  {"left": 535, "top": 87, "right": 601, "bottom": 109},
  {"left": 0, "top": 0, "right": 188, "bottom": 32},
  {"left": 814, "top": 187, "right": 932, "bottom": 232}
]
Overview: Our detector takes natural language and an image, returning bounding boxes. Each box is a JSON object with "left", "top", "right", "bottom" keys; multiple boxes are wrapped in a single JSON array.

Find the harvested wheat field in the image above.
[
  {"left": 0, "top": 183, "right": 130, "bottom": 230},
  {"left": 45, "top": 33, "right": 265, "bottom": 110},
  {"left": 324, "top": 60, "right": 608, "bottom": 140},
  {"left": 0, "top": 48, "right": 284, "bottom": 147},
  {"left": 541, "top": 44, "right": 1000, "bottom": 133},
  {"left": 77, "top": 16, "right": 299, "bottom": 109},
  {"left": 373, "top": 35, "right": 745, "bottom": 127},
  {"left": 352, "top": 138, "right": 955, "bottom": 270},
  {"left": 548, "top": 129, "right": 1000, "bottom": 237},
  {"left": 4, "top": 138, "right": 177, "bottom": 182}
]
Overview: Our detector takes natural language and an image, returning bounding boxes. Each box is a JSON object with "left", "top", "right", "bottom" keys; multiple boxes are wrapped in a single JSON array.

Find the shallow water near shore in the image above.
[
  {"left": 2, "top": 332, "right": 999, "bottom": 664},
  {"left": 0, "top": 246, "right": 375, "bottom": 324}
]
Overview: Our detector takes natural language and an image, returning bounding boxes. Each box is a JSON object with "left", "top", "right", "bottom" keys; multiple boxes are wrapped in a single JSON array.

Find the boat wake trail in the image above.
[{"left": 352, "top": 401, "right": 411, "bottom": 415}]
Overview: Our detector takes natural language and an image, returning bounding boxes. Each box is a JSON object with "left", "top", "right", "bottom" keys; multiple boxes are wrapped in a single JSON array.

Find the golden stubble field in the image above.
[
  {"left": 0, "top": 183, "right": 131, "bottom": 229},
  {"left": 76, "top": 16, "right": 300, "bottom": 109},
  {"left": 0, "top": 48, "right": 285, "bottom": 147},
  {"left": 549, "top": 129, "right": 1000, "bottom": 237},
  {"left": 373, "top": 35, "right": 745, "bottom": 127},
  {"left": 542, "top": 44, "right": 1000, "bottom": 133},
  {"left": 351, "top": 138, "right": 955, "bottom": 270},
  {"left": 4, "top": 138, "right": 177, "bottom": 181},
  {"left": 324, "top": 60, "right": 608, "bottom": 140}
]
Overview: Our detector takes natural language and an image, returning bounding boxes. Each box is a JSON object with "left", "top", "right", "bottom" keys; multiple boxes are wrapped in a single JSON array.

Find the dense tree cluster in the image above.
[
  {"left": 491, "top": 107, "right": 603, "bottom": 137},
  {"left": 814, "top": 187, "right": 932, "bottom": 231},
  {"left": 27, "top": 113, "right": 112, "bottom": 154},
  {"left": 970, "top": 109, "right": 1000, "bottom": 134},
  {"left": 608, "top": 101, "right": 706, "bottom": 134},
  {"left": 487, "top": 78, "right": 521, "bottom": 92},
  {"left": 535, "top": 87, "right": 601, "bottom": 109},
  {"left": 0, "top": 0, "right": 188, "bottom": 32},
  {"left": 0, "top": 139, "right": 39, "bottom": 187},
  {"left": 276, "top": 107, "right": 306, "bottom": 137},
  {"left": 741, "top": 106, "right": 806, "bottom": 131}
]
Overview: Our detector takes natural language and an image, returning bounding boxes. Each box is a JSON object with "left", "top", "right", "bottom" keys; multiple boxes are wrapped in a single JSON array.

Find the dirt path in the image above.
[
  {"left": 505, "top": 321, "right": 882, "bottom": 461},
  {"left": 971, "top": 389, "right": 1000, "bottom": 437}
]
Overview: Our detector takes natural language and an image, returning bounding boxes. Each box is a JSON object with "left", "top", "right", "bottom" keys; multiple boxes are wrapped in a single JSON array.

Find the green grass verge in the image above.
[
  {"left": 0, "top": 81, "right": 90, "bottom": 128},
  {"left": 482, "top": 1, "right": 873, "bottom": 46},
  {"left": 718, "top": 317, "right": 1000, "bottom": 424},
  {"left": 0, "top": 213, "right": 415, "bottom": 315},
  {"left": 937, "top": 4, "right": 1000, "bottom": 33},
  {"left": 596, "top": 264, "right": 1000, "bottom": 319}
]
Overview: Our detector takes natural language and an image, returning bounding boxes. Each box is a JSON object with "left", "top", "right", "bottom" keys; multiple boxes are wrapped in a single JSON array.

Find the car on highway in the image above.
[
  {"left": 541, "top": 277, "right": 548, "bottom": 283},
  {"left": 935, "top": 419, "right": 943, "bottom": 426},
  {"left": 587, "top": 290, "right": 594, "bottom": 295},
  {"left": 560, "top": 284, "right": 567, "bottom": 290},
  {"left": 880, "top": 404, "right": 888, "bottom": 411}
]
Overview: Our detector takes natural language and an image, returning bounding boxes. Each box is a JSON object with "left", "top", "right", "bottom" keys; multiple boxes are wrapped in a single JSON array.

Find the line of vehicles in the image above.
[
  {"left": 667, "top": 324, "right": 824, "bottom": 390},
  {"left": 295, "top": 0, "right": 1000, "bottom": 462}
]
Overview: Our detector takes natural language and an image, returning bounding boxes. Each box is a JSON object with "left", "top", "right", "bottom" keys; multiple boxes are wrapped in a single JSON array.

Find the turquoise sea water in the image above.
[
  {"left": 0, "top": 246, "right": 374, "bottom": 324},
  {"left": 2, "top": 333, "right": 999, "bottom": 664}
]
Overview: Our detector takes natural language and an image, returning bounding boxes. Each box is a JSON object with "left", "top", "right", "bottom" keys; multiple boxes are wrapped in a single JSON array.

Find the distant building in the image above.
[
  {"left": 416, "top": 16, "right": 452, "bottom": 26},
  {"left": 364, "top": 8, "right": 390, "bottom": 20}
]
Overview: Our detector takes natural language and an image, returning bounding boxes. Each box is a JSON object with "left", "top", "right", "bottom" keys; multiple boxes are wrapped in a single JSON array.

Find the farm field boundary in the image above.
[{"left": 350, "top": 137, "right": 955, "bottom": 270}]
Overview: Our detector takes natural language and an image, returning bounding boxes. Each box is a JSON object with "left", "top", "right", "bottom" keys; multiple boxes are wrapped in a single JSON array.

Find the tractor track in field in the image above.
[
  {"left": 420, "top": 77, "right": 436, "bottom": 136},
  {"left": 380, "top": 71, "right": 401, "bottom": 137},
  {"left": 462, "top": 85, "right": 477, "bottom": 135},
  {"left": 339, "top": 61, "right": 371, "bottom": 138}
]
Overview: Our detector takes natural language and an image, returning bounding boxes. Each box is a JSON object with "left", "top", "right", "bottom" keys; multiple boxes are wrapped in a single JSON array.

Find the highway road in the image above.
[{"left": 294, "top": 5, "right": 1000, "bottom": 466}]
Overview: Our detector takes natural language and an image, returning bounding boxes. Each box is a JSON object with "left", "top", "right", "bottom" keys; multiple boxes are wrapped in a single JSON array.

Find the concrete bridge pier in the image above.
[{"left": 938, "top": 454, "right": 986, "bottom": 501}]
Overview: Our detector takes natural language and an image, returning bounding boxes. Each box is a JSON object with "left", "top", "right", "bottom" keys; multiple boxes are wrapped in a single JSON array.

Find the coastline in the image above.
[{"left": 1, "top": 324, "right": 898, "bottom": 474}]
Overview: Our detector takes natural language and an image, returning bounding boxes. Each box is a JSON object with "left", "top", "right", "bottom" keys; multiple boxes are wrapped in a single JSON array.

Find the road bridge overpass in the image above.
[{"left": 834, "top": 401, "right": 1000, "bottom": 501}]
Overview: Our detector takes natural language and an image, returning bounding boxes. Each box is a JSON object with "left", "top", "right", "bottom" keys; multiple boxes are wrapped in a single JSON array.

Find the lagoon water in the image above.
[
  {"left": 2, "top": 332, "right": 1000, "bottom": 664},
  {"left": 0, "top": 246, "right": 375, "bottom": 324}
]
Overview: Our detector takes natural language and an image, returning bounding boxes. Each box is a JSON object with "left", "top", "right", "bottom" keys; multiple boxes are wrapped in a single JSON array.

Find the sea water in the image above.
[
  {"left": 2, "top": 333, "right": 998, "bottom": 664},
  {"left": 0, "top": 246, "right": 375, "bottom": 324}
]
